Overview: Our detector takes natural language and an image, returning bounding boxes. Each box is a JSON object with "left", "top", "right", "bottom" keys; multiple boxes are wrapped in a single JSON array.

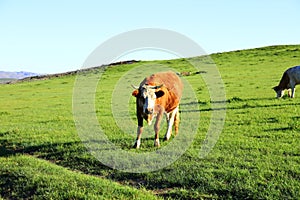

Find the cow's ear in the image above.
[
  {"left": 155, "top": 90, "right": 165, "bottom": 98},
  {"left": 132, "top": 89, "right": 139, "bottom": 97}
]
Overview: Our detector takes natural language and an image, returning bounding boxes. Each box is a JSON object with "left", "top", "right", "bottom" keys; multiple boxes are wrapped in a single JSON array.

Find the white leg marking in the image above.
[
  {"left": 289, "top": 81, "right": 296, "bottom": 98},
  {"left": 135, "top": 139, "right": 141, "bottom": 149},
  {"left": 154, "top": 138, "right": 160, "bottom": 147},
  {"left": 291, "top": 87, "right": 296, "bottom": 98},
  {"left": 288, "top": 89, "right": 291, "bottom": 97},
  {"left": 134, "top": 126, "right": 143, "bottom": 149},
  {"left": 164, "top": 107, "right": 178, "bottom": 141}
]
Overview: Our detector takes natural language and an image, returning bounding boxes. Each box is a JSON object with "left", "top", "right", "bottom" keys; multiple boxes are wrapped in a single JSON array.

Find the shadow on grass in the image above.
[
  {"left": 0, "top": 137, "right": 211, "bottom": 198},
  {"left": 0, "top": 133, "right": 290, "bottom": 199},
  {"left": 0, "top": 139, "right": 111, "bottom": 173},
  {"left": 180, "top": 97, "right": 300, "bottom": 113},
  {"left": 264, "top": 127, "right": 292, "bottom": 132},
  {"left": 0, "top": 171, "right": 38, "bottom": 199},
  {"left": 0, "top": 138, "right": 171, "bottom": 197}
]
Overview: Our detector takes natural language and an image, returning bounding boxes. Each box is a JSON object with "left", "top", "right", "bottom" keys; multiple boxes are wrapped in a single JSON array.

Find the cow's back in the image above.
[
  {"left": 140, "top": 71, "right": 183, "bottom": 100},
  {"left": 287, "top": 66, "right": 300, "bottom": 84}
]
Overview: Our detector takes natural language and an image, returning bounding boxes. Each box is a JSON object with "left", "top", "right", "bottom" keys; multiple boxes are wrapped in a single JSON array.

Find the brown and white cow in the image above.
[
  {"left": 273, "top": 65, "right": 300, "bottom": 98},
  {"left": 131, "top": 71, "right": 183, "bottom": 148}
]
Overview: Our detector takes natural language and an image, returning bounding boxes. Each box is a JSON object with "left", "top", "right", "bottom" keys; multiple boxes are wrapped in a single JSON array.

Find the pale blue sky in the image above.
[{"left": 0, "top": 0, "right": 299, "bottom": 74}]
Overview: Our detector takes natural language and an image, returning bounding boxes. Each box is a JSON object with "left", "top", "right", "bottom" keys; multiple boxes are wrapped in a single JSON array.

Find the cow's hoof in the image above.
[
  {"left": 164, "top": 134, "right": 171, "bottom": 141},
  {"left": 154, "top": 140, "right": 160, "bottom": 147},
  {"left": 133, "top": 140, "right": 140, "bottom": 149}
]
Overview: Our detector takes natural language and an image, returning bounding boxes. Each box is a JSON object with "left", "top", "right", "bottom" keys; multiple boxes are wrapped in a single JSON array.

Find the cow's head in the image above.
[
  {"left": 273, "top": 86, "right": 284, "bottom": 98},
  {"left": 132, "top": 84, "right": 164, "bottom": 125}
]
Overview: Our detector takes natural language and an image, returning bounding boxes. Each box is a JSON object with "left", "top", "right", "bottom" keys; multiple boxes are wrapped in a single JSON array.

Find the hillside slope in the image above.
[{"left": 0, "top": 45, "right": 299, "bottom": 199}]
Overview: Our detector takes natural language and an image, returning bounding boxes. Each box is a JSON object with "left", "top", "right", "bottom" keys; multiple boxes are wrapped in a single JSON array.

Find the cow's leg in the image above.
[
  {"left": 164, "top": 113, "right": 171, "bottom": 138},
  {"left": 288, "top": 89, "right": 291, "bottom": 97},
  {"left": 291, "top": 87, "right": 296, "bottom": 98},
  {"left": 133, "top": 126, "right": 143, "bottom": 148},
  {"left": 133, "top": 116, "right": 143, "bottom": 148},
  {"left": 154, "top": 111, "right": 164, "bottom": 147},
  {"left": 288, "top": 80, "right": 296, "bottom": 98},
  {"left": 174, "top": 108, "right": 180, "bottom": 135},
  {"left": 288, "top": 81, "right": 295, "bottom": 98},
  {"left": 164, "top": 107, "right": 178, "bottom": 141}
]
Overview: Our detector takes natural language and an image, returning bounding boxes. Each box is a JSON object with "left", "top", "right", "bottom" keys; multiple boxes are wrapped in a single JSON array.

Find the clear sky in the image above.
[{"left": 0, "top": 0, "right": 299, "bottom": 74}]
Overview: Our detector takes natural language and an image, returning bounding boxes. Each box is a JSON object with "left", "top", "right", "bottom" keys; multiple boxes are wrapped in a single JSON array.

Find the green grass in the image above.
[
  {"left": 0, "top": 45, "right": 300, "bottom": 199},
  {"left": 0, "top": 155, "right": 159, "bottom": 199}
]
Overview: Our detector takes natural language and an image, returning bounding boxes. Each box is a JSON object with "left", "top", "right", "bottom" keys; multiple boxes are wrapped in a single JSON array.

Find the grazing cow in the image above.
[
  {"left": 131, "top": 71, "right": 183, "bottom": 148},
  {"left": 273, "top": 66, "right": 300, "bottom": 98}
]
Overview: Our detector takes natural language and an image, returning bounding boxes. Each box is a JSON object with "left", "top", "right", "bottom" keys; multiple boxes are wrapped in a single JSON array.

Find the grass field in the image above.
[{"left": 0, "top": 45, "right": 299, "bottom": 199}]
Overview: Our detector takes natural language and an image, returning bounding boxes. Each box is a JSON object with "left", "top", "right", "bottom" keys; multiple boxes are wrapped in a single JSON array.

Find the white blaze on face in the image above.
[{"left": 141, "top": 86, "right": 157, "bottom": 125}]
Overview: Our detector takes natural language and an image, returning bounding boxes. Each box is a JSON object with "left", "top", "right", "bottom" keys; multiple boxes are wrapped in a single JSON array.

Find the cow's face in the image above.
[
  {"left": 132, "top": 84, "right": 164, "bottom": 124},
  {"left": 273, "top": 86, "right": 284, "bottom": 98}
]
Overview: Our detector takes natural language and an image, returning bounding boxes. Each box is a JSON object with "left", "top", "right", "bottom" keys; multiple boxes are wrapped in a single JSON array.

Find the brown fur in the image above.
[
  {"left": 132, "top": 71, "right": 183, "bottom": 148},
  {"left": 140, "top": 71, "right": 183, "bottom": 100},
  {"left": 133, "top": 71, "right": 183, "bottom": 113}
]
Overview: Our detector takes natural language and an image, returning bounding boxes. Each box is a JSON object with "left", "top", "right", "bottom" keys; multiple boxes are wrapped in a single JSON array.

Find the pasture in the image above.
[{"left": 0, "top": 45, "right": 299, "bottom": 199}]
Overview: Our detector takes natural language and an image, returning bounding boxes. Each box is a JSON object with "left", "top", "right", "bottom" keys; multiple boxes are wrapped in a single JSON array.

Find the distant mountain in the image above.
[{"left": 0, "top": 71, "right": 40, "bottom": 79}]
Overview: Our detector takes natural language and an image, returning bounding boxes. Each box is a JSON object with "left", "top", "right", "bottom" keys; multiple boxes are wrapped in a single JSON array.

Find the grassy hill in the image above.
[{"left": 0, "top": 45, "right": 299, "bottom": 199}]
